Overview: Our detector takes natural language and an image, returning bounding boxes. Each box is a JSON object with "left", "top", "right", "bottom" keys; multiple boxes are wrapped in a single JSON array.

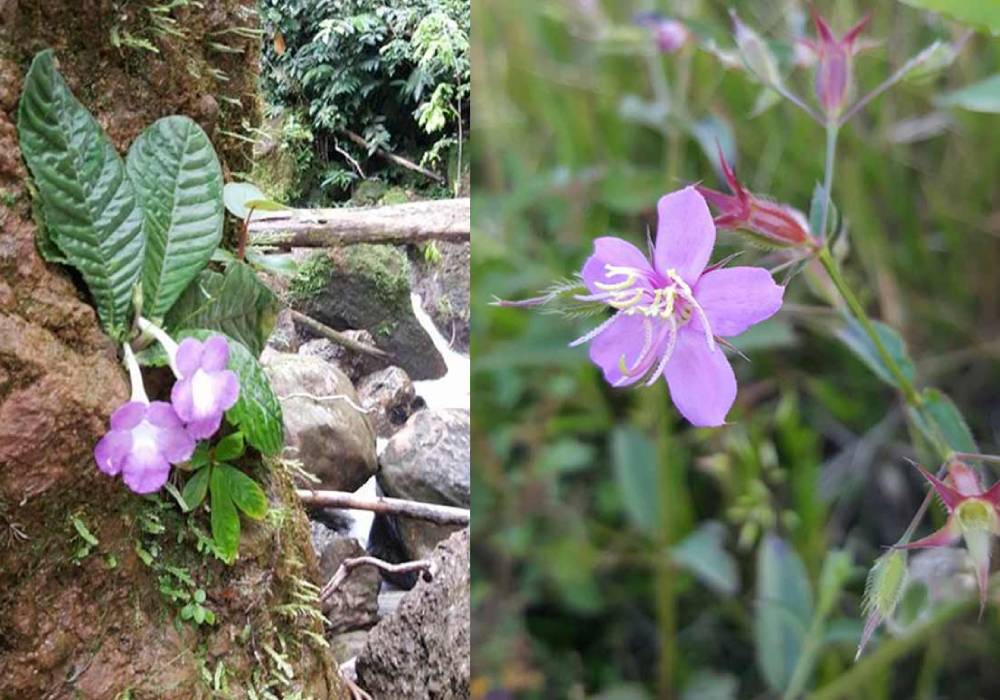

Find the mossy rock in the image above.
[{"left": 290, "top": 247, "right": 447, "bottom": 380}]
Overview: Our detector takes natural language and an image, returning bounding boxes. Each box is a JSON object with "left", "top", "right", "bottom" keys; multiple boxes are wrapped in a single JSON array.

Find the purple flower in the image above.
[
  {"left": 170, "top": 335, "right": 240, "bottom": 439},
  {"left": 94, "top": 400, "right": 196, "bottom": 493},
  {"left": 575, "top": 186, "right": 784, "bottom": 426},
  {"left": 636, "top": 13, "right": 690, "bottom": 54}
]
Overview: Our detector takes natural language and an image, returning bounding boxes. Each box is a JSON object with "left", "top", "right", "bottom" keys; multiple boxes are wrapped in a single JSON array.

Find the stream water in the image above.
[{"left": 345, "top": 293, "right": 470, "bottom": 546}]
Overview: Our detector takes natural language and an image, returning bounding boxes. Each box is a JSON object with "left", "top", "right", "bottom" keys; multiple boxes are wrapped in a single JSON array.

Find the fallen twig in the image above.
[
  {"left": 341, "top": 128, "right": 444, "bottom": 184},
  {"left": 289, "top": 310, "right": 389, "bottom": 360},
  {"left": 321, "top": 555, "right": 433, "bottom": 602},
  {"left": 296, "top": 489, "right": 470, "bottom": 526}
]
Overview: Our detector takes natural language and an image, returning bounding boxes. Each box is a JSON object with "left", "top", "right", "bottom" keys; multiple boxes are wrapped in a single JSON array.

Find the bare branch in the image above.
[
  {"left": 289, "top": 310, "right": 389, "bottom": 360},
  {"left": 297, "top": 489, "right": 470, "bottom": 526},
  {"left": 321, "top": 555, "right": 434, "bottom": 602},
  {"left": 341, "top": 128, "right": 444, "bottom": 184}
]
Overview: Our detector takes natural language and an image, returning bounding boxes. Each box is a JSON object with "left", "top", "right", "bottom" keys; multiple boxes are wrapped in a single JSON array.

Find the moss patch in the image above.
[
  {"left": 289, "top": 252, "right": 334, "bottom": 304},
  {"left": 338, "top": 244, "right": 411, "bottom": 309}
]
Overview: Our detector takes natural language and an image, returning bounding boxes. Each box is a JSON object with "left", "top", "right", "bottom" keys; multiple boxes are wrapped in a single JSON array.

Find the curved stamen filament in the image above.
[
  {"left": 594, "top": 265, "right": 641, "bottom": 291},
  {"left": 569, "top": 311, "right": 622, "bottom": 348},
  {"left": 645, "top": 316, "right": 679, "bottom": 386},
  {"left": 667, "top": 270, "right": 715, "bottom": 352}
]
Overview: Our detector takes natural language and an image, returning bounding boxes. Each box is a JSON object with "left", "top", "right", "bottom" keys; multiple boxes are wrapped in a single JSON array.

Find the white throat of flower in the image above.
[
  {"left": 572, "top": 263, "right": 717, "bottom": 385},
  {"left": 123, "top": 343, "right": 149, "bottom": 405},
  {"left": 137, "top": 317, "right": 181, "bottom": 377}
]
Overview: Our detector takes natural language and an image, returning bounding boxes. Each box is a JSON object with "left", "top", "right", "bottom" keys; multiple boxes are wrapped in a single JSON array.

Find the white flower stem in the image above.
[
  {"left": 122, "top": 343, "right": 149, "bottom": 405},
  {"left": 137, "top": 317, "right": 181, "bottom": 377}
]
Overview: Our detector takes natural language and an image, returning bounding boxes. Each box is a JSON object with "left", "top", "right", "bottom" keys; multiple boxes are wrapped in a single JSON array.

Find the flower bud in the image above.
[
  {"left": 857, "top": 549, "right": 908, "bottom": 659},
  {"left": 636, "top": 14, "right": 690, "bottom": 54},
  {"left": 730, "top": 10, "right": 783, "bottom": 88},
  {"left": 696, "top": 147, "right": 814, "bottom": 249},
  {"left": 807, "top": 9, "right": 870, "bottom": 120}
]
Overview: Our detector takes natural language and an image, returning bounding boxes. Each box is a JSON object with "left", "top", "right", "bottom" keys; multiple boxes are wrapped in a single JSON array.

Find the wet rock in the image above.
[
  {"left": 298, "top": 331, "right": 388, "bottom": 383},
  {"left": 356, "top": 528, "right": 470, "bottom": 699},
  {"left": 357, "top": 366, "right": 416, "bottom": 438},
  {"left": 263, "top": 352, "right": 377, "bottom": 491},
  {"left": 266, "top": 307, "right": 300, "bottom": 353},
  {"left": 311, "top": 522, "right": 379, "bottom": 633},
  {"left": 376, "top": 409, "right": 470, "bottom": 560},
  {"left": 331, "top": 630, "right": 370, "bottom": 665},
  {"left": 410, "top": 241, "right": 470, "bottom": 353},
  {"left": 290, "top": 248, "right": 447, "bottom": 380}
]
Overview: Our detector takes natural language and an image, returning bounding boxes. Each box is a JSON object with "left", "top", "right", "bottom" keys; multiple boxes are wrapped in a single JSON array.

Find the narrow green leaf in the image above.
[
  {"left": 17, "top": 50, "right": 145, "bottom": 338},
  {"left": 71, "top": 516, "right": 99, "bottom": 546},
  {"left": 218, "top": 463, "right": 269, "bottom": 520},
  {"left": 127, "top": 116, "right": 224, "bottom": 319},
  {"left": 209, "top": 466, "right": 240, "bottom": 564},
  {"left": 937, "top": 74, "right": 1000, "bottom": 113},
  {"left": 610, "top": 427, "right": 659, "bottom": 536},
  {"left": 754, "top": 534, "right": 813, "bottom": 692},
  {"left": 669, "top": 521, "right": 739, "bottom": 595},
  {"left": 837, "top": 318, "right": 915, "bottom": 389},
  {"left": 187, "top": 442, "right": 212, "bottom": 470},
  {"left": 214, "top": 431, "right": 246, "bottom": 461},
  {"left": 165, "top": 262, "right": 279, "bottom": 357},
  {"left": 909, "top": 388, "right": 978, "bottom": 453},
  {"left": 901, "top": 0, "right": 1000, "bottom": 36},
  {"left": 181, "top": 467, "right": 210, "bottom": 512}
]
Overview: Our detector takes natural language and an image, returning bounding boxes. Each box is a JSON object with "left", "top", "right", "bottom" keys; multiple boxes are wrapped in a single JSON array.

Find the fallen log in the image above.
[
  {"left": 297, "top": 489, "right": 470, "bottom": 526},
  {"left": 249, "top": 198, "right": 470, "bottom": 248}
]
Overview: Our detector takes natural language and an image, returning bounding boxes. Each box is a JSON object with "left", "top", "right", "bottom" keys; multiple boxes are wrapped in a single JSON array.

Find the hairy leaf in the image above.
[
  {"left": 218, "top": 464, "right": 269, "bottom": 520},
  {"left": 127, "top": 116, "right": 224, "bottom": 319},
  {"left": 909, "top": 388, "right": 978, "bottom": 454},
  {"left": 17, "top": 50, "right": 145, "bottom": 337},
  {"left": 165, "top": 261, "right": 279, "bottom": 356},
  {"left": 181, "top": 467, "right": 210, "bottom": 512},
  {"left": 837, "top": 318, "right": 915, "bottom": 389},
  {"left": 209, "top": 466, "right": 240, "bottom": 564}
]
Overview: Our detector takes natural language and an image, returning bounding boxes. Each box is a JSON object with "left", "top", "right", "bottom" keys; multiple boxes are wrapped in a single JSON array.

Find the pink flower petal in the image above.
[
  {"left": 147, "top": 401, "right": 184, "bottom": 429},
  {"left": 215, "top": 369, "right": 240, "bottom": 411},
  {"left": 580, "top": 237, "right": 656, "bottom": 294},
  {"left": 171, "top": 377, "right": 195, "bottom": 422},
  {"left": 121, "top": 452, "right": 171, "bottom": 494},
  {"left": 175, "top": 337, "right": 204, "bottom": 378},
  {"left": 588, "top": 314, "right": 669, "bottom": 386},
  {"left": 694, "top": 266, "right": 784, "bottom": 337},
  {"left": 201, "top": 335, "right": 230, "bottom": 372},
  {"left": 158, "top": 424, "right": 196, "bottom": 463},
  {"left": 663, "top": 324, "right": 736, "bottom": 427},
  {"left": 653, "top": 187, "right": 716, "bottom": 284},
  {"left": 110, "top": 401, "right": 147, "bottom": 431},
  {"left": 94, "top": 430, "right": 131, "bottom": 475},
  {"left": 186, "top": 414, "right": 224, "bottom": 441}
]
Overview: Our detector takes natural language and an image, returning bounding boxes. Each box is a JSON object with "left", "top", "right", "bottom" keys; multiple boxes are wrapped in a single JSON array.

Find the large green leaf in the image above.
[
  {"left": 165, "top": 261, "right": 279, "bottom": 356},
  {"left": 901, "top": 0, "right": 1000, "bottom": 36},
  {"left": 17, "top": 50, "right": 145, "bottom": 338},
  {"left": 127, "top": 116, "right": 224, "bottom": 319},
  {"left": 937, "top": 74, "right": 1000, "bottom": 113},
  {"left": 218, "top": 464, "right": 269, "bottom": 520},
  {"left": 610, "top": 427, "right": 660, "bottom": 536},
  {"left": 209, "top": 466, "right": 240, "bottom": 564},
  {"left": 754, "top": 534, "right": 813, "bottom": 693}
]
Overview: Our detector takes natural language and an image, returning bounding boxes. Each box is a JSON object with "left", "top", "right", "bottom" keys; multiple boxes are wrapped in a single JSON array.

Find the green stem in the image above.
[
  {"left": 818, "top": 125, "right": 838, "bottom": 241},
  {"left": 817, "top": 247, "right": 922, "bottom": 407},
  {"left": 807, "top": 598, "right": 972, "bottom": 700},
  {"left": 653, "top": 400, "right": 677, "bottom": 700}
]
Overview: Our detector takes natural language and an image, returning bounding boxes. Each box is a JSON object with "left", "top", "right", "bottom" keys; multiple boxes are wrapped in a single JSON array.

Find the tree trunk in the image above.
[
  {"left": 249, "top": 198, "right": 471, "bottom": 247},
  {"left": 0, "top": 3, "right": 345, "bottom": 698}
]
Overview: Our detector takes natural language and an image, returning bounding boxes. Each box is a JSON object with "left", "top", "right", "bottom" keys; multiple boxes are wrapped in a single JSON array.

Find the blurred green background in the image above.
[{"left": 471, "top": 0, "right": 1000, "bottom": 698}]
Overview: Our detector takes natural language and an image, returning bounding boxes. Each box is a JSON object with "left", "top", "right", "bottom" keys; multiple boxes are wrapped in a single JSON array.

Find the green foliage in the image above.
[
  {"left": 288, "top": 252, "right": 332, "bottom": 302},
  {"left": 165, "top": 262, "right": 280, "bottom": 357},
  {"left": 937, "top": 73, "right": 1000, "bottom": 112},
  {"left": 837, "top": 318, "right": 916, "bottom": 389},
  {"left": 17, "top": 50, "right": 145, "bottom": 339},
  {"left": 258, "top": 0, "right": 469, "bottom": 198},
  {"left": 901, "top": 0, "right": 1000, "bottom": 35},
  {"left": 754, "top": 534, "right": 812, "bottom": 693},
  {"left": 127, "top": 116, "right": 224, "bottom": 320}
]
